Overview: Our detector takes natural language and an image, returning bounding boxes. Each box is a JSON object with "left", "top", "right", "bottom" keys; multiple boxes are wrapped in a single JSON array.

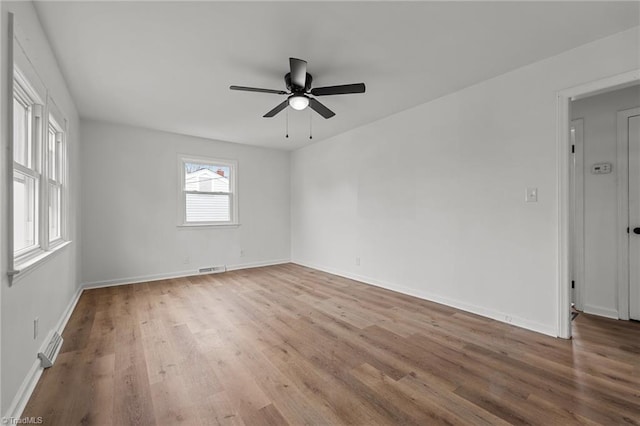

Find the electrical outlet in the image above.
[
  {"left": 34, "top": 317, "right": 39, "bottom": 339},
  {"left": 355, "top": 257, "right": 361, "bottom": 266},
  {"left": 240, "top": 249, "right": 245, "bottom": 257},
  {"left": 183, "top": 256, "right": 190, "bottom": 264},
  {"left": 525, "top": 187, "right": 538, "bottom": 203}
]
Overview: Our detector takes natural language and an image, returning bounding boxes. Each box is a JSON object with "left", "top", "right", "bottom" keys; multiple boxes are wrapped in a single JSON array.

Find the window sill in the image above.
[
  {"left": 177, "top": 223, "right": 241, "bottom": 229},
  {"left": 9, "top": 240, "right": 72, "bottom": 284}
]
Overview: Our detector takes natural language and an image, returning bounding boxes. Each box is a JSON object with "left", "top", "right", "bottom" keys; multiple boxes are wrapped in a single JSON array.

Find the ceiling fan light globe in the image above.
[{"left": 289, "top": 95, "right": 309, "bottom": 111}]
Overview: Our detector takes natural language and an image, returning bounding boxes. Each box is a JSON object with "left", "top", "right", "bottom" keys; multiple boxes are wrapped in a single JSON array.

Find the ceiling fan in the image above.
[{"left": 230, "top": 58, "right": 365, "bottom": 119}]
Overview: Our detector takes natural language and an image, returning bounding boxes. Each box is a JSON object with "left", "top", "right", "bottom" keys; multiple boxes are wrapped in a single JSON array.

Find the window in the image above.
[
  {"left": 180, "top": 156, "right": 238, "bottom": 226},
  {"left": 13, "top": 74, "right": 42, "bottom": 256},
  {"left": 12, "top": 67, "right": 68, "bottom": 268},
  {"left": 47, "top": 117, "right": 64, "bottom": 242}
]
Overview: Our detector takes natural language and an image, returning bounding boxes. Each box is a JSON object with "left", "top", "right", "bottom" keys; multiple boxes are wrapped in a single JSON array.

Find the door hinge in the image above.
[
  {"left": 571, "top": 280, "right": 575, "bottom": 289},
  {"left": 571, "top": 145, "right": 575, "bottom": 154}
]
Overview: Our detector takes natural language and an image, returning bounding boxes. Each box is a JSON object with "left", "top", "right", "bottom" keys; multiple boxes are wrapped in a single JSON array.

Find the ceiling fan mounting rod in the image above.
[{"left": 285, "top": 72, "right": 313, "bottom": 93}]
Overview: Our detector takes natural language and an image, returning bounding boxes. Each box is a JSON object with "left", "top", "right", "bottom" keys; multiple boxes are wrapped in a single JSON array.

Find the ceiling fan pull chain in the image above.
[
  {"left": 285, "top": 108, "right": 289, "bottom": 139},
  {"left": 309, "top": 109, "right": 313, "bottom": 140}
]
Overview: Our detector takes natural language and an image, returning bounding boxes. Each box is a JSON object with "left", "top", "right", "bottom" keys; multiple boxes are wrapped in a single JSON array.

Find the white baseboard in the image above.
[
  {"left": 82, "top": 268, "right": 199, "bottom": 289},
  {"left": 4, "top": 286, "right": 83, "bottom": 420},
  {"left": 55, "top": 287, "right": 83, "bottom": 336},
  {"left": 583, "top": 304, "right": 619, "bottom": 319},
  {"left": 82, "top": 259, "right": 291, "bottom": 290},
  {"left": 226, "top": 259, "right": 290, "bottom": 271},
  {"left": 292, "top": 259, "right": 557, "bottom": 338},
  {"left": 4, "top": 360, "right": 43, "bottom": 422}
]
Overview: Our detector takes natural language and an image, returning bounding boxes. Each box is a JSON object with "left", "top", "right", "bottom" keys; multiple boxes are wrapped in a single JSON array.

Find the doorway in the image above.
[
  {"left": 570, "top": 87, "right": 640, "bottom": 322},
  {"left": 557, "top": 70, "right": 640, "bottom": 339}
]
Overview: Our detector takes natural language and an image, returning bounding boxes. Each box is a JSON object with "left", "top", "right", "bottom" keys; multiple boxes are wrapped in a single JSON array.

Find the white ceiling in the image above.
[{"left": 34, "top": 1, "right": 639, "bottom": 150}]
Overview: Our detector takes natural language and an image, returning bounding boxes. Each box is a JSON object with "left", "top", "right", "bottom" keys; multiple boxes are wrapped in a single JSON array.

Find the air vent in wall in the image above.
[
  {"left": 198, "top": 265, "right": 226, "bottom": 274},
  {"left": 38, "top": 331, "right": 63, "bottom": 369}
]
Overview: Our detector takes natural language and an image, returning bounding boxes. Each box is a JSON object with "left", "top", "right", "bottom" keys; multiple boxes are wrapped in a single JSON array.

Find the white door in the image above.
[{"left": 629, "top": 113, "right": 640, "bottom": 320}]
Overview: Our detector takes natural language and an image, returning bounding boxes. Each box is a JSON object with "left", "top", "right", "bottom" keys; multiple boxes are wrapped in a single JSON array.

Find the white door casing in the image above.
[
  {"left": 570, "top": 119, "right": 585, "bottom": 312},
  {"left": 628, "top": 113, "right": 640, "bottom": 320}
]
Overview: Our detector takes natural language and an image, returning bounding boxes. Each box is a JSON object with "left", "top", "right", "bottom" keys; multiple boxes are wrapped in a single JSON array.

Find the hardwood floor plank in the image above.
[
  {"left": 397, "top": 372, "right": 510, "bottom": 426},
  {"left": 350, "top": 362, "right": 465, "bottom": 425},
  {"left": 22, "top": 264, "right": 640, "bottom": 425},
  {"left": 263, "top": 342, "right": 393, "bottom": 425},
  {"left": 205, "top": 345, "right": 272, "bottom": 415},
  {"left": 149, "top": 375, "right": 199, "bottom": 425},
  {"left": 112, "top": 288, "right": 157, "bottom": 426}
]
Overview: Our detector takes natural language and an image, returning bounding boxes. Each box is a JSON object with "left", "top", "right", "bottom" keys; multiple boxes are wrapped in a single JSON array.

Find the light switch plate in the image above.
[{"left": 526, "top": 187, "right": 538, "bottom": 203}]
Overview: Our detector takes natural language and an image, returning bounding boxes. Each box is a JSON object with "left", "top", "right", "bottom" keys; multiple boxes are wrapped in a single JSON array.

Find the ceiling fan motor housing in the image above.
[{"left": 285, "top": 72, "right": 313, "bottom": 93}]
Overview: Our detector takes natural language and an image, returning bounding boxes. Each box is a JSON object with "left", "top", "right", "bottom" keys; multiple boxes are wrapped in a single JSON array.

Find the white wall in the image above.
[
  {"left": 80, "top": 120, "right": 290, "bottom": 286},
  {"left": 0, "top": 2, "right": 81, "bottom": 415},
  {"left": 572, "top": 85, "right": 640, "bottom": 318},
  {"left": 291, "top": 26, "right": 640, "bottom": 337}
]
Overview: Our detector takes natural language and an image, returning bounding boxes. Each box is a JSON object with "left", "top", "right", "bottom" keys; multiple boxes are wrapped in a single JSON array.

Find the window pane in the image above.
[
  {"left": 184, "top": 162, "right": 230, "bottom": 192},
  {"left": 49, "top": 184, "right": 61, "bottom": 241},
  {"left": 56, "top": 133, "right": 62, "bottom": 182},
  {"left": 186, "top": 193, "right": 230, "bottom": 222},
  {"left": 13, "top": 97, "right": 30, "bottom": 167},
  {"left": 48, "top": 125, "right": 57, "bottom": 180},
  {"left": 13, "top": 171, "right": 38, "bottom": 252}
]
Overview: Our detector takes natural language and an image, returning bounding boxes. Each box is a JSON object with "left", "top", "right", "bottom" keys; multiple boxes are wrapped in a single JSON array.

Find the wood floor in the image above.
[{"left": 24, "top": 264, "right": 640, "bottom": 425}]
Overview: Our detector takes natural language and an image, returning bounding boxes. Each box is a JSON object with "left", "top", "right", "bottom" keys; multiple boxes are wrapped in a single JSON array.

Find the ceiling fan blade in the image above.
[
  {"left": 309, "top": 98, "right": 335, "bottom": 119},
  {"left": 230, "top": 85, "right": 287, "bottom": 95},
  {"left": 311, "top": 83, "right": 366, "bottom": 97},
  {"left": 289, "top": 58, "right": 307, "bottom": 89},
  {"left": 263, "top": 100, "right": 289, "bottom": 118}
]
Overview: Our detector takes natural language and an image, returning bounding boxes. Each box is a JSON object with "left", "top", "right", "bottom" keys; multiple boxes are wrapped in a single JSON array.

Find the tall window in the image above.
[
  {"left": 13, "top": 75, "right": 42, "bottom": 255},
  {"left": 180, "top": 156, "right": 238, "bottom": 225},
  {"left": 13, "top": 67, "right": 68, "bottom": 266}
]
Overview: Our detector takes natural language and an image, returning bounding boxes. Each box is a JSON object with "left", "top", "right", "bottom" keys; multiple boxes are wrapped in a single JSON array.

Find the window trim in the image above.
[
  {"left": 12, "top": 69, "right": 44, "bottom": 263},
  {"left": 47, "top": 115, "right": 65, "bottom": 246},
  {"left": 178, "top": 155, "right": 239, "bottom": 227},
  {"left": 9, "top": 63, "right": 70, "bottom": 281}
]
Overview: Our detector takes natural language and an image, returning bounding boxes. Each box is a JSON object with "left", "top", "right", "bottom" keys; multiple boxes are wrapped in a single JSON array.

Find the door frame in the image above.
[
  {"left": 617, "top": 107, "right": 640, "bottom": 320},
  {"left": 570, "top": 118, "right": 585, "bottom": 312},
  {"left": 556, "top": 69, "right": 640, "bottom": 339}
]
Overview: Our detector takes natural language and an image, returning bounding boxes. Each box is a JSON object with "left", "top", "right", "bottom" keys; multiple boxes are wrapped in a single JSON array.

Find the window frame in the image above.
[
  {"left": 12, "top": 68, "right": 45, "bottom": 263},
  {"left": 178, "top": 155, "right": 239, "bottom": 227},
  {"left": 10, "top": 65, "right": 70, "bottom": 275},
  {"left": 46, "top": 114, "right": 66, "bottom": 246},
  {"left": 13, "top": 82, "right": 36, "bottom": 169}
]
